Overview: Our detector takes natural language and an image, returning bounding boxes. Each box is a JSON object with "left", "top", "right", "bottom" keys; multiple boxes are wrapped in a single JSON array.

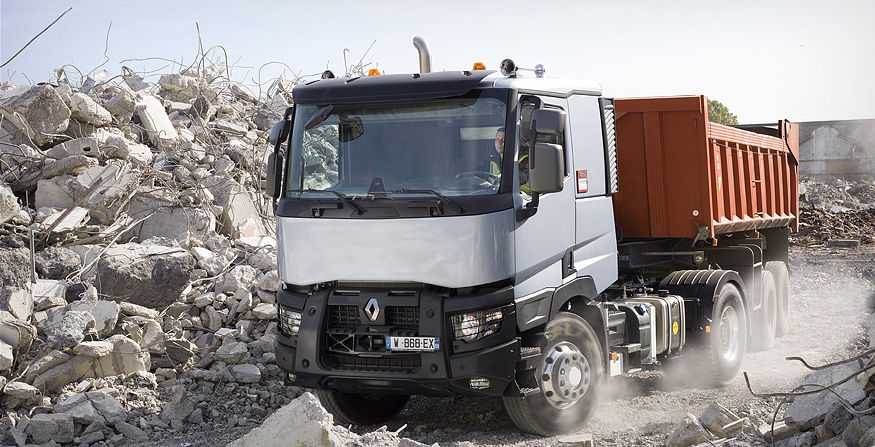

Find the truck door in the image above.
[{"left": 513, "top": 96, "right": 577, "bottom": 298}]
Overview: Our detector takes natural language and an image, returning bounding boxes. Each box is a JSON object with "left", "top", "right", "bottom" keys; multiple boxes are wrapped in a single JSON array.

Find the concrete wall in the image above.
[{"left": 798, "top": 119, "right": 875, "bottom": 181}]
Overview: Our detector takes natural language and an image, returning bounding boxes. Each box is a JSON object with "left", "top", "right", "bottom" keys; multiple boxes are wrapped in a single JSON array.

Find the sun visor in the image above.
[{"left": 292, "top": 70, "right": 496, "bottom": 104}]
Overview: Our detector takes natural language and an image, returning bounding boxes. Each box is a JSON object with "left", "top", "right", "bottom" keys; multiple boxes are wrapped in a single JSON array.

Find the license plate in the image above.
[{"left": 386, "top": 336, "right": 439, "bottom": 351}]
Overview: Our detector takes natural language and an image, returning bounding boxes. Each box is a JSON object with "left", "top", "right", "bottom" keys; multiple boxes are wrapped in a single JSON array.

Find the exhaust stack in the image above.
[{"left": 413, "top": 36, "right": 432, "bottom": 73}]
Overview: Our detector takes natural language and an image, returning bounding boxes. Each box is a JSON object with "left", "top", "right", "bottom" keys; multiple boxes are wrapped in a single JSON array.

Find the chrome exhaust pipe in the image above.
[{"left": 413, "top": 36, "right": 432, "bottom": 73}]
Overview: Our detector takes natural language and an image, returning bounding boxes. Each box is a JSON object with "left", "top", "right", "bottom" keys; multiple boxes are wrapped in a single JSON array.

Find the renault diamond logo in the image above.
[{"left": 364, "top": 298, "right": 380, "bottom": 322}]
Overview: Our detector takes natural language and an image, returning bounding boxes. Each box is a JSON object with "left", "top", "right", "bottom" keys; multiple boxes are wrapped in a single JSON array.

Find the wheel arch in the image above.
[
  {"left": 658, "top": 269, "right": 750, "bottom": 336},
  {"left": 549, "top": 276, "right": 607, "bottom": 374}
]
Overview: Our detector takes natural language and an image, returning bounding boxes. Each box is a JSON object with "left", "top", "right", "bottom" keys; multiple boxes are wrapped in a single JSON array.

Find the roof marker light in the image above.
[
  {"left": 321, "top": 70, "right": 335, "bottom": 79},
  {"left": 368, "top": 69, "right": 381, "bottom": 76},
  {"left": 472, "top": 62, "right": 486, "bottom": 71},
  {"left": 534, "top": 64, "right": 545, "bottom": 78}
]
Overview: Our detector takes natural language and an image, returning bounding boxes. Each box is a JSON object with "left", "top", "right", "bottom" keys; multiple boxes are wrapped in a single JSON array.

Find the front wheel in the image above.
[
  {"left": 503, "top": 312, "right": 604, "bottom": 436},
  {"left": 315, "top": 389, "right": 410, "bottom": 426}
]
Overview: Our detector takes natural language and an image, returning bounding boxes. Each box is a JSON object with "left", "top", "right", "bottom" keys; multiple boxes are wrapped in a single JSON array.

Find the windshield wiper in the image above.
[
  {"left": 291, "top": 189, "right": 364, "bottom": 215},
  {"left": 394, "top": 189, "right": 464, "bottom": 214}
]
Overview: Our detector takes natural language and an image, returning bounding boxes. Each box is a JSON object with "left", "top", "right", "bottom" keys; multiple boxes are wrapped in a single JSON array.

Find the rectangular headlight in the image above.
[
  {"left": 451, "top": 306, "right": 505, "bottom": 343},
  {"left": 278, "top": 306, "right": 302, "bottom": 337}
]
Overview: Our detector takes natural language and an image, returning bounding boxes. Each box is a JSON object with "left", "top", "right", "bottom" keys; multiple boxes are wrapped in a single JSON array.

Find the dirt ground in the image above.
[{"left": 345, "top": 246, "right": 875, "bottom": 447}]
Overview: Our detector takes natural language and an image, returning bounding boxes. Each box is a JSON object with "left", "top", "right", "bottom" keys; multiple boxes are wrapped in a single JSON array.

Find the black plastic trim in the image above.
[
  {"left": 292, "top": 71, "right": 496, "bottom": 104},
  {"left": 549, "top": 276, "right": 598, "bottom": 319},
  {"left": 275, "top": 193, "right": 514, "bottom": 219}
]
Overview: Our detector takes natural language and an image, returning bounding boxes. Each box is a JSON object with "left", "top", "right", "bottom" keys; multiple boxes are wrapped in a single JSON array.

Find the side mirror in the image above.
[
  {"left": 529, "top": 143, "right": 564, "bottom": 193},
  {"left": 531, "top": 109, "right": 566, "bottom": 135},
  {"left": 269, "top": 120, "right": 290, "bottom": 145},
  {"left": 265, "top": 152, "right": 284, "bottom": 198}
]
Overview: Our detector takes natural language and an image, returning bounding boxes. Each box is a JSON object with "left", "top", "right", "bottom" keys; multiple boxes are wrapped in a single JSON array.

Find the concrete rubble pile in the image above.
[
  {"left": 0, "top": 62, "right": 317, "bottom": 446},
  {"left": 665, "top": 313, "right": 875, "bottom": 447},
  {"left": 793, "top": 176, "right": 875, "bottom": 246}
]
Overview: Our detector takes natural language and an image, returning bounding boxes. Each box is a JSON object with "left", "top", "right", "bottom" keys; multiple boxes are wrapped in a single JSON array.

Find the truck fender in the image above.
[{"left": 658, "top": 269, "right": 748, "bottom": 335}]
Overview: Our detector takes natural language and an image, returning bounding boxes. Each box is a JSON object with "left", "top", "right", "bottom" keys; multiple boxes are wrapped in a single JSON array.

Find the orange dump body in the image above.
[{"left": 612, "top": 95, "right": 799, "bottom": 240}]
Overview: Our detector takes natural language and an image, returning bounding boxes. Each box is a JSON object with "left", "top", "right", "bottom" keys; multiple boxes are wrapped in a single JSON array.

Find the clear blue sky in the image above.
[{"left": 2, "top": 0, "right": 873, "bottom": 123}]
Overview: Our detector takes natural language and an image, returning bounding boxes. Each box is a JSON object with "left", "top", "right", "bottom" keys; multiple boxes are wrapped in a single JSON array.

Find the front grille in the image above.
[
  {"left": 328, "top": 305, "right": 420, "bottom": 329},
  {"left": 329, "top": 305, "right": 359, "bottom": 327},
  {"left": 386, "top": 306, "right": 419, "bottom": 329},
  {"left": 327, "top": 353, "right": 420, "bottom": 373}
]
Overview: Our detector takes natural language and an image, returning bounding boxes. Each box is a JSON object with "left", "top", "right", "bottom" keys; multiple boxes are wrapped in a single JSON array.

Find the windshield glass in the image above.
[{"left": 286, "top": 90, "right": 509, "bottom": 198}]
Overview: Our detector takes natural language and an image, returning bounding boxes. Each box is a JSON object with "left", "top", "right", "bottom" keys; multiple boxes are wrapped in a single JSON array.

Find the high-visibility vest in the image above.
[
  {"left": 519, "top": 154, "right": 530, "bottom": 194},
  {"left": 489, "top": 158, "right": 501, "bottom": 176}
]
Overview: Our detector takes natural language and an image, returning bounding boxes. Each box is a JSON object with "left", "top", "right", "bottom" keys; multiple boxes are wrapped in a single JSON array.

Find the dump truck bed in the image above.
[{"left": 612, "top": 95, "right": 799, "bottom": 240}]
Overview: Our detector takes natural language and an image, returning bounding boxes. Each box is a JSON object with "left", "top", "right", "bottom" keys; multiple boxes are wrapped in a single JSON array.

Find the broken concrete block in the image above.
[
  {"left": 785, "top": 361, "right": 868, "bottom": 430},
  {"left": 75, "top": 164, "right": 139, "bottom": 225},
  {"left": 0, "top": 183, "right": 18, "bottom": 225},
  {"left": 252, "top": 303, "right": 277, "bottom": 321},
  {"left": 258, "top": 270, "right": 280, "bottom": 292},
  {"left": 118, "top": 300, "right": 159, "bottom": 319},
  {"left": 55, "top": 391, "right": 127, "bottom": 425},
  {"left": 115, "top": 420, "right": 149, "bottom": 441},
  {"left": 0, "top": 313, "right": 37, "bottom": 352},
  {"left": 3, "top": 381, "right": 40, "bottom": 404},
  {"left": 159, "top": 385, "right": 195, "bottom": 422},
  {"left": 73, "top": 340, "right": 115, "bottom": 357},
  {"left": 214, "top": 341, "right": 248, "bottom": 364},
  {"left": 699, "top": 402, "right": 742, "bottom": 437},
  {"left": 102, "top": 85, "right": 141, "bottom": 122},
  {"left": 33, "top": 279, "right": 66, "bottom": 304},
  {"left": 158, "top": 73, "right": 205, "bottom": 101},
  {"left": 216, "top": 265, "right": 258, "bottom": 295},
  {"left": 825, "top": 402, "right": 854, "bottom": 438},
  {"left": 666, "top": 413, "right": 711, "bottom": 447},
  {"left": 0, "top": 246, "right": 30, "bottom": 290},
  {"left": 96, "top": 243, "right": 195, "bottom": 309},
  {"left": 205, "top": 305, "right": 223, "bottom": 332},
  {"left": 68, "top": 298, "right": 119, "bottom": 338},
  {"left": 230, "top": 84, "right": 258, "bottom": 103},
  {"left": 227, "top": 392, "right": 344, "bottom": 447},
  {"left": 27, "top": 413, "right": 75, "bottom": 444},
  {"left": 35, "top": 247, "right": 81, "bottom": 280},
  {"left": 859, "top": 427, "right": 875, "bottom": 447},
  {"left": 47, "top": 310, "right": 95, "bottom": 348},
  {"left": 42, "top": 154, "right": 99, "bottom": 180},
  {"left": 1, "top": 286, "right": 33, "bottom": 322},
  {"left": 165, "top": 338, "right": 197, "bottom": 364},
  {"left": 0, "top": 85, "right": 71, "bottom": 146},
  {"left": 103, "top": 134, "right": 153, "bottom": 164},
  {"left": 136, "top": 94, "right": 179, "bottom": 149},
  {"left": 224, "top": 364, "right": 261, "bottom": 383},
  {"left": 843, "top": 415, "right": 875, "bottom": 447},
  {"left": 202, "top": 176, "right": 267, "bottom": 239},
  {"left": 59, "top": 136, "right": 102, "bottom": 158},
  {"left": 125, "top": 193, "right": 216, "bottom": 243},
  {"left": 30, "top": 354, "right": 94, "bottom": 392},
  {"left": 142, "top": 319, "right": 166, "bottom": 354},
  {"left": 35, "top": 175, "right": 77, "bottom": 209},
  {"left": 70, "top": 92, "right": 112, "bottom": 126},
  {"left": 93, "top": 334, "right": 149, "bottom": 377},
  {"left": 0, "top": 338, "right": 12, "bottom": 370}
]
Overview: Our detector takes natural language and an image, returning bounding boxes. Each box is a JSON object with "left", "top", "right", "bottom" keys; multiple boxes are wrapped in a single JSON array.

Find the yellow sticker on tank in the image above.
[{"left": 672, "top": 321, "right": 679, "bottom": 335}]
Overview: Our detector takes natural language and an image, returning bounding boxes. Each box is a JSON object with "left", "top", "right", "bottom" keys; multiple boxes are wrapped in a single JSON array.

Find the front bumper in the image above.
[{"left": 274, "top": 285, "right": 519, "bottom": 397}]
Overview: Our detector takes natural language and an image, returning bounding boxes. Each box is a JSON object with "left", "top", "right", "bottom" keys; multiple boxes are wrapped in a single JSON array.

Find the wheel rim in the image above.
[
  {"left": 719, "top": 304, "right": 740, "bottom": 362},
  {"left": 541, "top": 342, "right": 591, "bottom": 409}
]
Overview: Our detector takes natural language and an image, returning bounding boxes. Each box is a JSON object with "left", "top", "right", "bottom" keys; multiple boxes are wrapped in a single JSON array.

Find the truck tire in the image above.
[
  {"left": 750, "top": 270, "right": 777, "bottom": 351},
  {"left": 765, "top": 261, "right": 791, "bottom": 336},
  {"left": 503, "top": 312, "right": 604, "bottom": 436},
  {"left": 685, "top": 282, "right": 747, "bottom": 385},
  {"left": 315, "top": 389, "right": 410, "bottom": 426}
]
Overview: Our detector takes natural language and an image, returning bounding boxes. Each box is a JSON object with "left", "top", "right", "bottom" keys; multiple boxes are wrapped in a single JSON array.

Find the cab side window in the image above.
[{"left": 518, "top": 101, "right": 565, "bottom": 197}]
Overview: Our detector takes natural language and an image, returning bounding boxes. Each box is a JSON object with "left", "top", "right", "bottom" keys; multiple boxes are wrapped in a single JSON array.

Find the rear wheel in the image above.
[
  {"left": 315, "top": 389, "right": 410, "bottom": 426},
  {"left": 686, "top": 282, "right": 747, "bottom": 385},
  {"left": 765, "top": 261, "right": 791, "bottom": 336},
  {"left": 503, "top": 312, "right": 604, "bottom": 436},
  {"left": 750, "top": 270, "right": 777, "bottom": 351}
]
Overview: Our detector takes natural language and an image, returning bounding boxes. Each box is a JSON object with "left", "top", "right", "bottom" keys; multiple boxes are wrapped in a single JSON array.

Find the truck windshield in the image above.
[{"left": 286, "top": 90, "right": 509, "bottom": 199}]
